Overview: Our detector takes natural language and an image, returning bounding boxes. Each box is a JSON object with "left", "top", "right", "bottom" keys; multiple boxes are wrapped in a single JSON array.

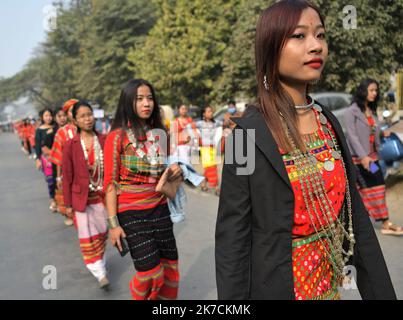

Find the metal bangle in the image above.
[{"left": 107, "top": 215, "right": 120, "bottom": 229}]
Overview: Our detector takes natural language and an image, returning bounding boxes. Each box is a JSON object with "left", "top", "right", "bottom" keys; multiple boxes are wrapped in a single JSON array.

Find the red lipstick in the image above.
[{"left": 304, "top": 58, "right": 323, "bottom": 69}]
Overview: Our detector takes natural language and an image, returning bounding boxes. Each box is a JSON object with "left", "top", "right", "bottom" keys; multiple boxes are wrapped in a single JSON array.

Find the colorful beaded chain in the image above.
[{"left": 282, "top": 103, "right": 355, "bottom": 282}]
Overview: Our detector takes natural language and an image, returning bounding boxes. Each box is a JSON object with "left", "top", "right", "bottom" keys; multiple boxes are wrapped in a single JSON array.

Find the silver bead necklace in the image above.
[
  {"left": 80, "top": 134, "right": 104, "bottom": 192},
  {"left": 127, "top": 128, "right": 161, "bottom": 166},
  {"left": 283, "top": 104, "right": 355, "bottom": 283},
  {"left": 294, "top": 95, "right": 315, "bottom": 110}
]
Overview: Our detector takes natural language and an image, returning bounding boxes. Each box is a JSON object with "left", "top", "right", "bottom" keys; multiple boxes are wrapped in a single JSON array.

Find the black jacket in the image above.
[{"left": 215, "top": 104, "right": 396, "bottom": 300}]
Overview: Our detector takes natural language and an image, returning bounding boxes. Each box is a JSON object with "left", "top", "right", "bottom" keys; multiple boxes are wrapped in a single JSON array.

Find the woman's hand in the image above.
[
  {"left": 35, "top": 159, "right": 42, "bottom": 170},
  {"left": 383, "top": 130, "right": 392, "bottom": 137},
  {"left": 109, "top": 227, "right": 127, "bottom": 252},
  {"left": 361, "top": 156, "right": 373, "bottom": 171},
  {"left": 169, "top": 163, "right": 183, "bottom": 180}
]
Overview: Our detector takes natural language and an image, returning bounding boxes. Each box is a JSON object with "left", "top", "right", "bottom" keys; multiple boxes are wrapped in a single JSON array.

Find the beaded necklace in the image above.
[
  {"left": 283, "top": 103, "right": 355, "bottom": 283},
  {"left": 80, "top": 134, "right": 104, "bottom": 192},
  {"left": 126, "top": 128, "right": 161, "bottom": 166}
]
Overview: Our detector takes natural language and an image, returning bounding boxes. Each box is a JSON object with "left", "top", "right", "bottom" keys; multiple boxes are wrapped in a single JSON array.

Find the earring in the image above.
[{"left": 263, "top": 75, "right": 269, "bottom": 91}]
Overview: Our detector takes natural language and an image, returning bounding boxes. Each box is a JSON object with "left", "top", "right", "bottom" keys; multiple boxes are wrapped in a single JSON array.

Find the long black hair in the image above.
[
  {"left": 72, "top": 100, "right": 96, "bottom": 133},
  {"left": 202, "top": 105, "right": 216, "bottom": 123},
  {"left": 353, "top": 78, "right": 380, "bottom": 114},
  {"left": 39, "top": 108, "right": 54, "bottom": 125},
  {"left": 111, "top": 79, "right": 165, "bottom": 137}
]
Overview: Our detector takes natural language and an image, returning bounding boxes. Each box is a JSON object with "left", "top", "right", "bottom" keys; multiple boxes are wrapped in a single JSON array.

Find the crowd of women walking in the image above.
[{"left": 12, "top": 79, "right": 237, "bottom": 299}]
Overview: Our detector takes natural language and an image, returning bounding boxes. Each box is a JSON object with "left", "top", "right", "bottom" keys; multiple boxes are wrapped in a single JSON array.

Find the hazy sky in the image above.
[{"left": 0, "top": 0, "right": 57, "bottom": 79}]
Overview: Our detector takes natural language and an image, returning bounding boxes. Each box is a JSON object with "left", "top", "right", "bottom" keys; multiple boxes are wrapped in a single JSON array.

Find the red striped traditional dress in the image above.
[
  {"left": 49, "top": 124, "right": 77, "bottom": 215},
  {"left": 104, "top": 128, "right": 179, "bottom": 300},
  {"left": 75, "top": 146, "right": 107, "bottom": 266},
  {"left": 195, "top": 119, "right": 223, "bottom": 188}
]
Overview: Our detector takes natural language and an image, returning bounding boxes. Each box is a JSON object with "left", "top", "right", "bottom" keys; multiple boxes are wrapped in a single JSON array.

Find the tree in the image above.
[
  {"left": 1, "top": 0, "right": 401, "bottom": 110},
  {"left": 74, "top": 0, "right": 157, "bottom": 110},
  {"left": 217, "top": 0, "right": 403, "bottom": 102},
  {"left": 314, "top": 0, "right": 403, "bottom": 95},
  {"left": 213, "top": 0, "right": 273, "bottom": 103},
  {"left": 128, "top": 0, "right": 239, "bottom": 107}
]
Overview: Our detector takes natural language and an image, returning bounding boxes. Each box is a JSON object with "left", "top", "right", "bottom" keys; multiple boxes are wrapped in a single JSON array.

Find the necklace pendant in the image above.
[
  {"left": 322, "top": 126, "right": 330, "bottom": 135},
  {"left": 313, "top": 104, "right": 322, "bottom": 112},
  {"left": 319, "top": 113, "right": 328, "bottom": 125},
  {"left": 324, "top": 159, "right": 335, "bottom": 172},
  {"left": 137, "top": 149, "right": 146, "bottom": 159},
  {"left": 332, "top": 150, "right": 341, "bottom": 160},
  {"left": 327, "top": 139, "right": 335, "bottom": 148}
]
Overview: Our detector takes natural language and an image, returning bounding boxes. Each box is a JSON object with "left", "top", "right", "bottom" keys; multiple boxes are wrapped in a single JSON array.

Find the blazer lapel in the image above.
[
  {"left": 232, "top": 108, "right": 293, "bottom": 191},
  {"left": 72, "top": 134, "right": 86, "bottom": 165},
  {"left": 231, "top": 103, "right": 361, "bottom": 192}
]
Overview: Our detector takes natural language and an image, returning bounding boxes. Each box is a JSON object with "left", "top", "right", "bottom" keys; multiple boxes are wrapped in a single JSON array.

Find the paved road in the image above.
[{"left": 0, "top": 132, "right": 402, "bottom": 300}]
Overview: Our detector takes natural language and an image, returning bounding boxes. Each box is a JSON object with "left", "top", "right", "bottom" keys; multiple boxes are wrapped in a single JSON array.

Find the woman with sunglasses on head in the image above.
[
  {"left": 62, "top": 100, "right": 109, "bottom": 289},
  {"left": 104, "top": 79, "right": 182, "bottom": 300},
  {"left": 215, "top": 0, "right": 396, "bottom": 300}
]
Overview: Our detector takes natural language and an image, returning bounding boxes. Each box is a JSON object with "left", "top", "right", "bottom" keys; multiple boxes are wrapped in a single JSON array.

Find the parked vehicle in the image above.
[{"left": 310, "top": 92, "right": 353, "bottom": 132}]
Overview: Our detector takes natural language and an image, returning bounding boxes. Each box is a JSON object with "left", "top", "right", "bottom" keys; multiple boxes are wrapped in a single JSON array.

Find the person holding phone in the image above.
[
  {"left": 344, "top": 78, "right": 403, "bottom": 235},
  {"left": 62, "top": 100, "right": 109, "bottom": 289},
  {"left": 104, "top": 79, "right": 182, "bottom": 300}
]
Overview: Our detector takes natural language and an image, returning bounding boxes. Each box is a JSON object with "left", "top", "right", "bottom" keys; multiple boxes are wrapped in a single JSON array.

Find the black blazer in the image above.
[{"left": 215, "top": 104, "right": 396, "bottom": 300}]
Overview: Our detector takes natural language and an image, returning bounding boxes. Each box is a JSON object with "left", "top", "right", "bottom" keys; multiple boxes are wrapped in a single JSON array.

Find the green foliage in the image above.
[
  {"left": 1, "top": 0, "right": 402, "bottom": 110},
  {"left": 312, "top": 0, "right": 403, "bottom": 95},
  {"left": 0, "top": 0, "right": 156, "bottom": 111},
  {"left": 213, "top": 0, "right": 274, "bottom": 103},
  {"left": 75, "top": 0, "right": 157, "bottom": 109},
  {"left": 217, "top": 0, "right": 403, "bottom": 102},
  {"left": 128, "top": 0, "right": 239, "bottom": 107}
]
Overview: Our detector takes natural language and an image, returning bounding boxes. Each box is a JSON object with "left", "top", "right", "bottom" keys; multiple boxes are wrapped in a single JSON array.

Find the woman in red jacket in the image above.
[{"left": 62, "top": 100, "right": 109, "bottom": 289}]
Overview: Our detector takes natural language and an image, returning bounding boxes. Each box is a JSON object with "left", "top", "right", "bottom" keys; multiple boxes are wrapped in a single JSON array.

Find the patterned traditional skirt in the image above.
[
  {"left": 118, "top": 203, "right": 179, "bottom": 300},
  {"left": 200, "top": 146, "right": 219, "bottom": 188},
  {"left": 292, "top": 233, "right": 340, "bottom": 300},
  {"left": 353, "top": 158, "right": 389, "bottom": 221},
  {"left": 75, "top": 203, "right": 108, "bottom": 280}
]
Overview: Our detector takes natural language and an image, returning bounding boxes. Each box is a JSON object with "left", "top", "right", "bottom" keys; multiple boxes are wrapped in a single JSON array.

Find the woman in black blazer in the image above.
[{"left": 215, "top": 0, "right": 396, "bottom": 300}]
